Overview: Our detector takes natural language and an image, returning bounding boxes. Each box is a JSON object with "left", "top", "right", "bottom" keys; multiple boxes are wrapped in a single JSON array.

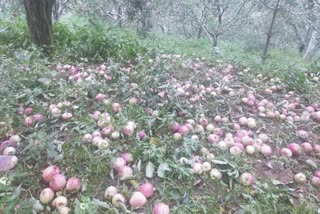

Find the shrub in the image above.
[
  {"left": 0, "top": 18, "right": 30, "bottom": 48},
  {"left": 0, "top": 18, "right": 149, "bottom": 61}
]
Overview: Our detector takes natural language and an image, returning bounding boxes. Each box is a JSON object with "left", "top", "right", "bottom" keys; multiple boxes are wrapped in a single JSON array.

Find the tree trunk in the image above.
[
  {"left": 215, "top": 0, "right": 223, "bottom": 24},
  {"left": 160, "top": 23, "right": 165, "bottom": 34},
  {"left": 117, "top": 6, "right": 123, "bottom": 27},
  {"left": 262, "top": 0, "right": 281, "bottom": 63},
  {"left": 182, "top": 25, "right": 191, "bottom": 38},
  {"left": 24, "top": 0, "right": 54, "bottom": 53},
  {"left": 299, "top": 43, "right": 305, "bottom": 55},
  {"left": 196, "top": 26, "right": 202, "bottom": 39},
  {"left": 201, "top": 24, "right": 218, "bottom": 50},
  {"left": 210, "top": 34, "right": 218, "bottom": 48},
  {"left": 137, "top": 12, "right": 147, "bottom": 37},
  {"left": 137, "top": 13, "right": 147, "bottom": 37},
  {"left": 303, "top": 30, "right": 319, "bottom": 62},
  {"left": 287, "top": 20, "right": 306, "bottom": 54}
]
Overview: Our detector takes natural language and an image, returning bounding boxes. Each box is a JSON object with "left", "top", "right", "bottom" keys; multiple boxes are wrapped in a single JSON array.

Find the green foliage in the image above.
[
  {"left": 0, "top": 17, "right": 149, "bottom": 61},
  {"left": 0, "top": 49, "right": 49, "bottom": 124},
  {"left": 0, "top": 16, "right": 316, "bottom": 91},
  {"left": 62, "top": 25, "right": 148, "bottom": 61},
  {"left": 0, "top": 7, "right": 320, "bottom": 213},
  {"left": 224, "top": 43, "right": 311, "bottom": 91},
  {"left": 144, "top": 35, "right": 313, "bottom": 91},
  {"left": 52, "top": 21, "right": 149, "bottom": 60},
  {"left": 52, "top": 22, "right": 73, "bottom": 49},
  {"left": 0, "top": 28, "right": 319, "bottom": 213},
  {"left": 145, "top": 35, "right": 211, "bottom": 57},
  {"left": 273, "top": 67, "right": 307, "bottom": 91},
  {"left": 0, "top": 18, "right": 30, "bottom": 50}
]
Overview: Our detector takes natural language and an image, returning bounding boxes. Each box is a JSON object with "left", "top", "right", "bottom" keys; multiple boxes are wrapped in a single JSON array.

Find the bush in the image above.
[
  {"left": 60, "top": 25, "right": 148, "bottom": 61},
  {"left": 0, "top": 18, "right": 149, "bottom": 61},
  {"left": 0, "top": 18, "right": 30, "bottom": 49}
]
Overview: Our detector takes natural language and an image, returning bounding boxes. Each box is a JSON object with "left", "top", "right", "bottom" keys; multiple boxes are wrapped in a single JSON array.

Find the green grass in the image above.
[
  {"left": 1, "top": 15, "right": 318, "bottom": 88},
  {"left": 1, "top": 50, "right": 319, "bottom": 213},
  {"left": 0, "top": 16, "right": 320, "bottom": 213},
  {"left": 145, "top": 35, "right": 212, "bottom": 57},
  {"left": 142, "top": 34, "right": 320, "bottom": 93}
]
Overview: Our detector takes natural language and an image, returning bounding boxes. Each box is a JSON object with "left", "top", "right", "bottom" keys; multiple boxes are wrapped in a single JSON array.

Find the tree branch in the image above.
[
  {"left": 259, "top": 0, "right": 277, "bottom": 10},
  {"left": 99, "top": 6, "right": 123, "bottom": 21},
  {"left": 58, "top": 0, "right": 71, "bottom": 16},
  {"left": 286, "top": 18, "right": 304, "bottom": 43},
  {"left": 261, "top": 0, "right": 316, "bottom": 15},
  {"left": 223, "top": 1, "right": 245, "bottom": 29}
]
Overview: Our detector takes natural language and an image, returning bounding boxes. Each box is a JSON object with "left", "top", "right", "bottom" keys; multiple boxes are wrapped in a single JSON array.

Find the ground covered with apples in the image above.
[{"left": 0, "top": 54, "right": 320, "bottom": 214}]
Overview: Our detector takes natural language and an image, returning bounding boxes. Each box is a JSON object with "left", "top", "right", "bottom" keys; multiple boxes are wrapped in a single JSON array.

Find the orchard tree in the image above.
[
  {"left": 178, "top": 0, "right": 247, "bottom": 53},
  {"left": 174, "top": 1, "right": 203, "bottom": 39},
  {"left": 260, "top": 0, "right": 320, "bottom": 62},
  {"left": 99, "top": 0, "right": 128, "bottom": 27},
  {"left": 260, "top": 0, "right": 281, "bottom": 63},
  {"left": 152, "top": 0, "right": 175, "bottom": 35},
  {"left": 24, "top": 0, "right": 54, "bottom": 53},
  {"left": 52, "top": 0, "right": 72, "bottom": 21},
  {"left": 74, "top": 0, "right": 128, "bottom": 27},
  {"left": 0, "top": 0, "right": 21, "bottom": 15},
  {"left": 299, "top": 0, "right": 320, "bottom": 61},
  {"left": 282, "top": 0, "right": 320, "bottom": 61},
  {"left": 127, "top": 0, "right": 154, "bottom": 37}
]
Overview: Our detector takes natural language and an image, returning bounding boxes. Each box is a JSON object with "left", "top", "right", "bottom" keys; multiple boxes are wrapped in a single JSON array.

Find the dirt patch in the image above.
[{"left": 255, "top": 160, "right": 295, "bottom": 184}]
